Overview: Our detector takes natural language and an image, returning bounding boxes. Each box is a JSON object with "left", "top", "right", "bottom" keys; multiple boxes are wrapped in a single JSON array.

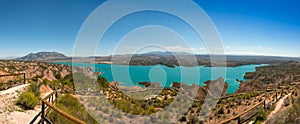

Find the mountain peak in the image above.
[{"left": 17, "top": 51, "right": 67, "bottom": 61}]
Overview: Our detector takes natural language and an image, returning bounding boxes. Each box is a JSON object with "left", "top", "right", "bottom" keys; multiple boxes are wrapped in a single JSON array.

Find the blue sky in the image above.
[{"left": 0, "top": 0, "right": 299, "bottom": 57}]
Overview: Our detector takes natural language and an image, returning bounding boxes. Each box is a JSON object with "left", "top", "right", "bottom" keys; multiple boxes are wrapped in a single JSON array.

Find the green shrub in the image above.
[
  {"left": 28, "top": 82, "right": 41, "bottom": 97},
  {"left": 48, "top": 80, "right": 60, "bottom": 90},
  {"left": 55, "top": 73, "right": 62, "bottom": 80},
  {"left": 17, "top": 92, "right": 39, "bottom": 110},
  {"left": 256, "top": 107, "right": 271, "bottom": 123},
  {"left": 217, "top": 107, "right": 224, "bottom": 114},
  {"left": 97, "top": 76, "right": 108, "bottom": 89},
  {"left": 42, "top": 79, "right": 50, "bottom": 85},
  {"left": 48, "top": 94, "right": 98, "bottom": 124}
]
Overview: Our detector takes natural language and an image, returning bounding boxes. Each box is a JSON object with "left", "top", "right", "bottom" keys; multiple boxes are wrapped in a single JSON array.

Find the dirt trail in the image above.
[
  {"left": 264, "top": 93, "right": 292, "bottom": 124},
  {"left": 0, "top": 84, "right": 29, "bottom": 95},
  {"left": 0, "top": 84, "right": 41, "bottom": 124},
  {"left": 0, "top": 84, "right": 29, "bottom": 124}
]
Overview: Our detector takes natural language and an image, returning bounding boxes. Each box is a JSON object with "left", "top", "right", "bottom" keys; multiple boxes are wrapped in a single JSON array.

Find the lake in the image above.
[{"left": 54, "top": 62, "right": 266, "bottom": 94}]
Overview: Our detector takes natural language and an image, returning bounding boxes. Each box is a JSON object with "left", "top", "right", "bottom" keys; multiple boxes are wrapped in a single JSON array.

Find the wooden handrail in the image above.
[
  {"left": 43, "top": 91, "right": 55, "bottom": 101},
  {"left": 0, "top": 73, "right": 26, "bottom": 91},
  {"left": 220, "top": 90, "right": 281, "bottom": 124},
  {"left": 0, "top": 73, "right": 25, "bottom": 77},
  {"left": 42, "top": 100, "right": 86, "bottom": 124},
  {"left": 220, "top": 99, "right": 265, "bottom": 124},
  {"left": 36, "top": 82, "right": 299, "bottom": 124}
]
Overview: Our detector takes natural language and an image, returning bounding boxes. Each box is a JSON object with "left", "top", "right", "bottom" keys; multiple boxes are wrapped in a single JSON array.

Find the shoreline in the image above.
[
  {"left": 54, "top": 61, "right": 269, "bottom": 68},
  {"left": 53, "top": 62, "right": 266, "bottom": 94}
]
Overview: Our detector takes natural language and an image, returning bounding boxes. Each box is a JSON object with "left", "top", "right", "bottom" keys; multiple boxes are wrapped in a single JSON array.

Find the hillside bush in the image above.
[
  {"left": 48, "top": 94, "right": 98, "bottom": 124},
  {"left": 28, "top": 82, "right": 41, "bottom": 97},
  {"left": 17, "top": 92, "right": 39, "bottom": 110}
]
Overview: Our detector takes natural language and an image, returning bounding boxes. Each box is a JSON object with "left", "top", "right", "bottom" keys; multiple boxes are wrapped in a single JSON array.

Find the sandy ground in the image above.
[
  {"left": 97, "top": 61, "right": 113, "bottom": 64},
  {"left": 0, "top": 84, "right": 29, "bottom": 95},
  {"left": 9, "top": 107, "right": 41, "bottom": 124},
  {"left": 264, "top": 93, "right": 292, "bottom": 124},
  {"left": 0, "top": 84, "right": 42, "bottom": 124}
]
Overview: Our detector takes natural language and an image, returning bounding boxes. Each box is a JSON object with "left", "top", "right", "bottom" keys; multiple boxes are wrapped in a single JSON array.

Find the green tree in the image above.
[{"left": 97, "top": 76, "right": 108, "bottom": 89}]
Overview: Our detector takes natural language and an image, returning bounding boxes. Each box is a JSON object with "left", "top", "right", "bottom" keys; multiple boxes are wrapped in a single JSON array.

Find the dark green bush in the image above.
[
  {"left": 217, "top": 107, "right": 224, "bottom": 114},
  {"left": 97, "top": 75, "right": 108, "bottom": 89},
  {"left": 17, "top": 92, "right": 39, "bottom": 110},
  {"left": 256, "top": 107, "right": 271, "bottom": 122}
]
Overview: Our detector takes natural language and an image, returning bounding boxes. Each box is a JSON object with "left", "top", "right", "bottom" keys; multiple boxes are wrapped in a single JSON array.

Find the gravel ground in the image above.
[{"left": 0, "top": 84, "right": 41, "bottom": 124}]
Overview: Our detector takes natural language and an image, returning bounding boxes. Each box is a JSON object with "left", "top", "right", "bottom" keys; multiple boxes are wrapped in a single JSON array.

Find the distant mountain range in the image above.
[
  {"left": 13, "top": 51, "right": 300, "bottom": 64},
  {"left": 16, "top": 52, "right": 67, "bottom": 61},
  {"left": 0, "top": 56, "right": 18, "bottom": 60}
]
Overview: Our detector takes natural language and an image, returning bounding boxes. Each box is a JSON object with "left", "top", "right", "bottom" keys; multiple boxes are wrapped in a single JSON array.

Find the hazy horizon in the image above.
[{"left": 1, "top": 50, "right": 300, "bottom": 59}]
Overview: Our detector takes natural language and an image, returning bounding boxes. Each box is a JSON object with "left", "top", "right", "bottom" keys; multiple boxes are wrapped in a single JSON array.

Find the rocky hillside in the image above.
[
  {"left": 236, "top": 61, "right": 300, "bottom": 93},
  {"left": 17, "top": 52, "right": 67, "bottom": 61},
  {"left": 0, "top": 60, "right": 72, "bottom": 84}
]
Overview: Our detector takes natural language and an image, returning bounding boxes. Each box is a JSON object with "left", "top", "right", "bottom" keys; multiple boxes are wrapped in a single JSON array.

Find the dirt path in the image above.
[
  {"left": 0, "top": 84, "right": 29, "bottom": 124},
  {"left": 0, "top": 84, "right": 41, "bottom": 124},
  {"left": 264, "top": 93, "right": 292, "bottom": 124},
  {"left": 0, "top": 84, "right": 29, "bottom": 95}
]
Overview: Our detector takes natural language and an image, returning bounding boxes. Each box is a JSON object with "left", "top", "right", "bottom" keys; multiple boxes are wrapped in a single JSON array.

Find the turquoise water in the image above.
[{"left": 54, "top": 62, "right": 266, "bottom": 94}]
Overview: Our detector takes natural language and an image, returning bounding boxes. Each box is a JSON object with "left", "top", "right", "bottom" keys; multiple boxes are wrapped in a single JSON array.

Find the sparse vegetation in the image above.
[
  {"left": 2, "top": 59, "right": 300, "bottom": 123},
  {"left": 16, "top": 82, "right": 41, "bottom": 110},
  {"left": 28, "top": 82, "right": 41, "bottom": 97},
  {"left": 48, "top": 94, "right": 98, "bottom": 124},
  {"left": 16, "top": 92, "right": 39, "bottom": 110}
]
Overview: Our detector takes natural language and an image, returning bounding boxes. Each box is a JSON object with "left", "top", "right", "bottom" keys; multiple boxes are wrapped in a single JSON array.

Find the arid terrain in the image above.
[{"left": 1, "top": 59, "right": 300, "bottom": 124}]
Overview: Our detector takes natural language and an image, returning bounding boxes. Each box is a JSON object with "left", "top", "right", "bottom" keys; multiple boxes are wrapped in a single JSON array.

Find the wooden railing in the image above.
[
  {"left": 30, "top": 90, "right": 86, "bottom": 124},
  {"left": 30, "top": 91, "right": 58, "bottom": 124},
  {"left": 219, "top": 83, "right": 299, "bottom": 124},
  {"left": 0, "top": 73, "right": 25, "bottom": 78},
  {"left": 41, "top": 100, "right": 86, "bottom": 124},
  {"left": 30, "top": 82, "right": 299, "bottom": 124},
  {"left": 0, "top": 73, "right": 26, "bottom": 90},
  {"left": 220, "top": 96, "right": 270, "bottom": 124}
]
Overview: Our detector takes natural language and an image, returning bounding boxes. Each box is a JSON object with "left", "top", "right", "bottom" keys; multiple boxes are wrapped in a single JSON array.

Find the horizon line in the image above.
[{"left": 2, "top": 52, "right": 299, "bottom": 59}]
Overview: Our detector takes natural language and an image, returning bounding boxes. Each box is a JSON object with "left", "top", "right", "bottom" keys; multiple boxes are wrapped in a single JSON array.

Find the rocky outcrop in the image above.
[
  {"left": 170, "top": 78, "right": 228, "bottom": 101},
  {"left": 0, "top": 60, "right": 72, "bottom": 83},
  {"left": 171, "top": 82, "right": 181, "bottom": 89},
  {"left": 196, "top": 78, "right": 228, "bottom": 100},
  {"left": 138, "top": 82, "right": 161, "bottom": 88},
  {"left": 235, "top": 80, "right": 265, "bottom": 93}
]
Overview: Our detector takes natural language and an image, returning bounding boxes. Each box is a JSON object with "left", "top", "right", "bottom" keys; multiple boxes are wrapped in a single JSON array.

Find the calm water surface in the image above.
[{"left": 54, "top": 62, "right": 266, "bottom": 94}]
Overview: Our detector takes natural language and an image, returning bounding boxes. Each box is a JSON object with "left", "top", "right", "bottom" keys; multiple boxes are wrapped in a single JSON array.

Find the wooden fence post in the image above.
[
  {"left": 55, "top": 91, "right": 58, "bottom": 102},
  {"left": 41, "top": 101, "right": 45, "bottom": 124},
  {"left": 276, "top": 92, "right": 278, "bottom": 101},
  {"left": 51, "top": 93, "right": 53, "bottom": 103},
  {"left": 263, "top": 100, "right": 266, "bottom": 111},
  {"left": 23, "top": 73, "right": 26, "bottom": 84}
]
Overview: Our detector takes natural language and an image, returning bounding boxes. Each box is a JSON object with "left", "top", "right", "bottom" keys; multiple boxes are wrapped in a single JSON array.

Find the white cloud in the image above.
[
  {"left": 164, "top": 46, "right": 197, "bottom": 53},
  {"left": 162, "top": 46, "right": 211, "bottom": 54},
  {"left": 225, "top": 50, "right": 298, "bottom": 57},
  {"left": 225, "top": 51, "right": 268, "bottom": 56},
  {"left": 156, "top": 46, "right": 297, "bottom": 57}
]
